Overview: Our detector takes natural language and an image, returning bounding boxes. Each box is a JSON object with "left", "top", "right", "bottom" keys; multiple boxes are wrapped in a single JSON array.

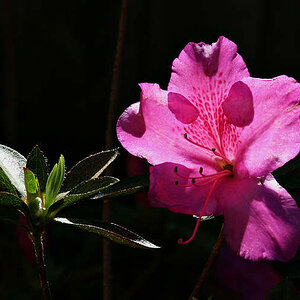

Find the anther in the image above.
[
  {"left": 174, "top": 166, "right": 178, "bottom": 173},
  {"left": 212, "top": 148, "right": 216, "bottom": 152},
  {"left": 192, "top": 178, "right": 196, "bottom": 184},
  {"left": 199, "top": 167, "right": 203, "bottom": 174},
  {"left": 175, "top": 181, "right": 179, "bottom": 185},
  {"left": 184, "top": 133, "right": 188, "bottom": 139}
]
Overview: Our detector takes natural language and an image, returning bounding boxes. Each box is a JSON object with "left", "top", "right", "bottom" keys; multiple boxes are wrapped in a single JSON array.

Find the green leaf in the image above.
[
  {"left": 0, "top": 167, "right": 17, "bottom": 194},
  {"left": 61, "top": 149, "right": 119, "bottom": 192},
  {"left": 48, "top": 177, "right": 119, "bottom": 215},
  {"left": 200, "top": 215, "right": 215, "bottom": 222},
  {"left": 0, "top": 144, "right": 26, "bottom": 197},
  {"left": 28, "top": 197, "right": 43, "bottom": 218},
  {"left": 54, "top": 217, "right": 160, "bottom": 249},
  {"left": 45, "top": 155, "right": 65, "bottom": 208},
  {"left": 0, "top": 192, "right": 27, "bottom": 212},
  {"left": 26, "top": 145, "right": 48, "bottom": 192},
  {"left": 92, "top": 174, "right": 149, "bottom": 200},
  {"left": 24, "top": 168, "right": 38, "bottom": 195}
]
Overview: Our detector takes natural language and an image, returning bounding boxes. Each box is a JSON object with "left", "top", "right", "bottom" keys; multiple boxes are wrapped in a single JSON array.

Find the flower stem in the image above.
[
  {"left": 31, "top": 231, "right": 51, "bottom": 300},
  {"left": 103, "top": 1, "right": 129, "bottom": 299},
  {"left": 189, "top": 224, "right": 224, "bottom": 300}
]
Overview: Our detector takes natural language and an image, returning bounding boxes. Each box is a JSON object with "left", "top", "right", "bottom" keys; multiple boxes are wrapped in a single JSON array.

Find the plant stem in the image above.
[
  {"left": 189, "top": 224, "right": 224, "bottom": 300},
  {"left": 103, "top": 1, "right": 129, "bottom": 300},
  {"left": 31, "top": 231, "right": 51, "bottom": 300}
]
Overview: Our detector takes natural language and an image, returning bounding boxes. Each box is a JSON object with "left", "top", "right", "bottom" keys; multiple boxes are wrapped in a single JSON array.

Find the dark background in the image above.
[{"left": 0, "top": 0, "right": 300, "bottom": 299}]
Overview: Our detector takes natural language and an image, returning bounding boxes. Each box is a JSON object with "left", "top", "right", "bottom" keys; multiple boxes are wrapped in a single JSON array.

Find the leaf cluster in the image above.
[{"left": 0, "top": 144, "right": 158, "bottom": 249}]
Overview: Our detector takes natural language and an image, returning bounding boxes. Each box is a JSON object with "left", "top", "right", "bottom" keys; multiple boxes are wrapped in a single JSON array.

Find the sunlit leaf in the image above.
[
  {"left": 49, "top": 177, "right": 119, "bottom": 215},
  {"left": 45, "top": 155, "right": 65, "bottom": 208},
  {"left": 54, "top": 217, "right": 160, "bottom": 249},
  {"left": 24, "top": 168, "right": 38, "bottom": 195},
  {"left": 0, "top": 167, "right": 17, "bottom": 194},
  {"left": 28, "top": 197, "right": 43, "bottom": 218},
  {"left": 193, "top": 215, "right": 216, "bottom": 222},
  {"left": 92, "top": 174, "right": 149, "bottom": 200},
  {"left": 0, "top": 144, "right": 26, "bottom": 197},
  {"left": 26, "top": 145, "right": 48, "bottom": 192},
  {"left": 61, "top": 149, "right": 119, "bottom": 192},
  {"left": 0, "top": 192, "right": 27, "bottom": 212}
]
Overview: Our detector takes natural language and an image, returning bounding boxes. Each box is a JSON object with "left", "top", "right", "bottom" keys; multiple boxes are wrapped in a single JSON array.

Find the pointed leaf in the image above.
[
  {"left": 61, "top": 149, "right": 119, "bottom": 192},
  {"left": 49, "top": 177, "right": 119, "bottom": 215},
  {"left": 0, "top": 167, "right": 17, "bottom": 194},
  {"left": 0, "top": 192, "right": 27, "bottom": 212},
  {"left": 194, "top": 215, "right": 216, "bottom": 222},
  {"left": 92, "top": 174, "right": 149, "bottom": 200},
  {"left": 28, "top": 197, "right": 43, "bottom": 218},
  {"left": 0, "top": 144, "right": 26, "bottom": 196},
  {"left": 54, "top": 217, "right": 160, "bottom": 249},
  {"left": 26, "top": 146, "right": 48, "bottom": 192},
  {"left": 45, "top": 155, "right": 65, "bottom": 208},
  {"left": 24, "top": 168, "right": 38, "bottom": 195}
]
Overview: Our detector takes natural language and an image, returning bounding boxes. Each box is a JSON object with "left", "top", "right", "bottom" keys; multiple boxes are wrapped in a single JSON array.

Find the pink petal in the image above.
[
  {"left": 222, "top": 175, "right": 300, "bottom": 262},
  {"left": 168, "top": 36, "right": 249, "bottom": 107},
  {"left": 222, "top": 81, "right": 254, "bottom": 127},
  {"left": 117, "top": 83, "right": 217, "bottom": 171},
  {"left": 236, "top": 76, "right": 300, "bottom": 177},
  {"left": 168, "top": 92, "right": 199, "bottom": 124},
  {"left": 149, "top": 162, "right": 223, "bottom": 216},
  {"left": 214, "top": 242, "right": 281, "bottom": 300}
]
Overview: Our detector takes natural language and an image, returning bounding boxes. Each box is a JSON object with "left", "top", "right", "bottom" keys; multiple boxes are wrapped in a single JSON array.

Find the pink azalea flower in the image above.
[{"left": 117, "top": 36, "right": 300, "bottom": 261}]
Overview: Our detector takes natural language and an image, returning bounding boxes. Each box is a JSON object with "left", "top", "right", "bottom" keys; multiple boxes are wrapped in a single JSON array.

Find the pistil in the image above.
[{"left": 175, "top": 169, "right": 231, "bottom": 245}]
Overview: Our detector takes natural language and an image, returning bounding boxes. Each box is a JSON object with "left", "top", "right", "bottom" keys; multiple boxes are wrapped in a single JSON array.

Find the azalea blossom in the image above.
[{"left": 117, "top": 36, "right": 300, "bottom": 261}]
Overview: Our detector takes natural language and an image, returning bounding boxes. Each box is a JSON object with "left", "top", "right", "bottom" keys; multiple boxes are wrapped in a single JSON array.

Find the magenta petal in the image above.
[
  {"left": 185, "top": 40, "right": 221, "bottom": 77},
  {"left": 168, "top": 36, "right": 249, "bottom": 106},
  {"left": 149, "top": 162, "right": 221, "bottom": 216},
  {"left": 117, "top": 83, "right": 217, "bottom": 170},
  {"left": 118, "top": 102, "right": 146, "bottom": 137},
  {"left": 222, "top": 81, "right": 254, "bottom": 127},
  {"left": 168, "top": 92, "right": 199, "bottom": 124},
  {"left": 222, "top": 175, "right": 300, "bottom": 262},
  {"left": 236, "top": 76, "right": 300, "bottom": 177},
  {"left": 214, "top": 242, "right": 281, "bottom": 300}
]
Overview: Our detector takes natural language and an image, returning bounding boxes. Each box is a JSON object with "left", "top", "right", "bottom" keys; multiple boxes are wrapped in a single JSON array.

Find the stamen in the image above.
[
  {"left": 176, "top": 182, "right": 194, "bottom": 188},
  {"left": 175, "top": 167, "right": 231, "bottom": 180},
  {"left": 177, "top": 176, "right": 223, "bottom": 245},
  {"left": 184, "top": 133, "right": 214, "bottom": 152},
  {"left": 200, "top": 170, "right": 231, "bottom": 178},
  {"left": 175, "top": 177, "right": 216, "bottom": 188},
  {"left": 184, "top": 133, "right": 228, "bottom": 161}
]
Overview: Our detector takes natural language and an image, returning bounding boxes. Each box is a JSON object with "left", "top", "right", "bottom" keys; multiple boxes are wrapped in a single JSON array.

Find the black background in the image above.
[{"left": 0, "top": 0, "right": 299, "bottom": 299}]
